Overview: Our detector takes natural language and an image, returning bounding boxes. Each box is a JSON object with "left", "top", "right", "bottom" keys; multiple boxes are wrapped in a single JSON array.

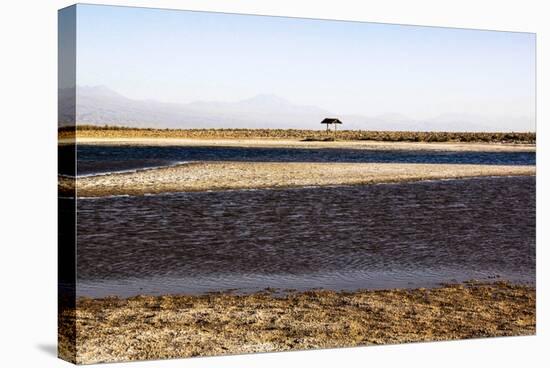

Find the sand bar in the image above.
[
  {"left": 59, "top": 281, "right": 535, "bottom": 364},
  {"left": 63, "top": 137, "right": 536, "bottom": 152},
  {"left": 60, "top": 162, "right": 535, "bottom": 197}
]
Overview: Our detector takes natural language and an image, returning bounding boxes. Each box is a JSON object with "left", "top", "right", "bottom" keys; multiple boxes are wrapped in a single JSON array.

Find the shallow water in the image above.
[
  {"left": 75, "top": 176, "right": 535, "bottom": 297},
  {"left": 62, "top": 145, "right": 536, "bottom": 176}
]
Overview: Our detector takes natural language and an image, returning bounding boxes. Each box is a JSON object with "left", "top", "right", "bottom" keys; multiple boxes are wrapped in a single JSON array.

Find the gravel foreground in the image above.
[{"left": 59, "top": 282, "right": 535, "bottom": 364}]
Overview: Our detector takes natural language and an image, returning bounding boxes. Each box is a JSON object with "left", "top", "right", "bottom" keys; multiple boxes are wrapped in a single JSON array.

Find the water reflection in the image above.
[
  {"left": 63, "top": 145, "right": 536, "bottom": 176},
  {"left": 75, "top": 176, "right": 535, "bottom": 297}
]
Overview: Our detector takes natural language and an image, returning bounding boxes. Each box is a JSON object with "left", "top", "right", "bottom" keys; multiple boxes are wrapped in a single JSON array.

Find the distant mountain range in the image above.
[{"left": 58, "top": 86, "right": 534, "bottom": 132}]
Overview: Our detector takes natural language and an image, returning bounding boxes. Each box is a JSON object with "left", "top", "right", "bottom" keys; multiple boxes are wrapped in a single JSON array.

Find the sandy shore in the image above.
[
  {"left": 63, "top": 137, "right": 535, "bottom": 152},
  {"left": 59, "top": 281, "right": 535, "bottom": 364},
  {"left": 60, "top": 162, "right": 535, "bottom": 197},
  {"left": 59, "top": 127, "right": 536, "bottom": 144}
]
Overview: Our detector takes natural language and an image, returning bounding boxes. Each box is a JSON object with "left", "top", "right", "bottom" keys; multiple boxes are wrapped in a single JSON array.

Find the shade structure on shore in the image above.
[{"left": 321, "top": 118, "right": 343, "bottom": 133}]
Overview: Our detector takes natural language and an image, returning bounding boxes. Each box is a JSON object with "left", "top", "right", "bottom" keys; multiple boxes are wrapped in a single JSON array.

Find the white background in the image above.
[{"left": 0, "top": 0, "right": 547, "bottom": 366}]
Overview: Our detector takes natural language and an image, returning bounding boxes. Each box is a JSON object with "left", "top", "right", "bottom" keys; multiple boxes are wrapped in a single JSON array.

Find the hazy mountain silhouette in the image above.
[
  {"left": 58, "top": 86, "right": 533, "bottom": 132},
  {"left": 62, "top": 86, "right": 329, "bottom": 129}
]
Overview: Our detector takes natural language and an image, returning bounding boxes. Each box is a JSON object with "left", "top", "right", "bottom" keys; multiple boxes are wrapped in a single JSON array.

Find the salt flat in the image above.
[{"left": 60, "top": 161, "right": 535, "bottom": 197}]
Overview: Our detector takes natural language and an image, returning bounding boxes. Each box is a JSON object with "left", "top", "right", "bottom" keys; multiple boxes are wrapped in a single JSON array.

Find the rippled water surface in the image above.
[
  {"left": 75, "top": 176, "right": 535, "bottom": 297},
  {"left": 60, "top": 145, "right": 536, "bottom": 176}
]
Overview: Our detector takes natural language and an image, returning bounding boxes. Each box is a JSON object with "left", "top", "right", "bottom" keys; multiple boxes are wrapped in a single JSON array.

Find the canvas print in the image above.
[{"left": 58, "top": 4, "right": 536, "bottom": 364}]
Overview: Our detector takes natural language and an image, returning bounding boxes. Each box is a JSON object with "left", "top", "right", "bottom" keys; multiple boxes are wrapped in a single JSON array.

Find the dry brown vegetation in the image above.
[
  {"left": 58, "top": 125, "right": 536, "bottom": 143},
  {"left": 58, "top": 281, "right": 535, "bottom": 364}
]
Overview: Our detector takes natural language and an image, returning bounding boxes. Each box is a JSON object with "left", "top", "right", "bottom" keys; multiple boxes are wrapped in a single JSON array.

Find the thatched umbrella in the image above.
[{"left": 320, "top": 118, "right": 343, "bottom": 136}]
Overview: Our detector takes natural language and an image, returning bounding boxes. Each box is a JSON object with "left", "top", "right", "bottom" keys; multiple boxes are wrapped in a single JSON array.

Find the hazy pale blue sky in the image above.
[{"left": 75, "top": 4, "right": 535, "bottom": 125}]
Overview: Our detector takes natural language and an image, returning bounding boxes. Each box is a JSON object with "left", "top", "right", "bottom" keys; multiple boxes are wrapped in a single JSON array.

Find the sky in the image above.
[{"left": 74, "top": 4, "right": 535, "bottom": 129}]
